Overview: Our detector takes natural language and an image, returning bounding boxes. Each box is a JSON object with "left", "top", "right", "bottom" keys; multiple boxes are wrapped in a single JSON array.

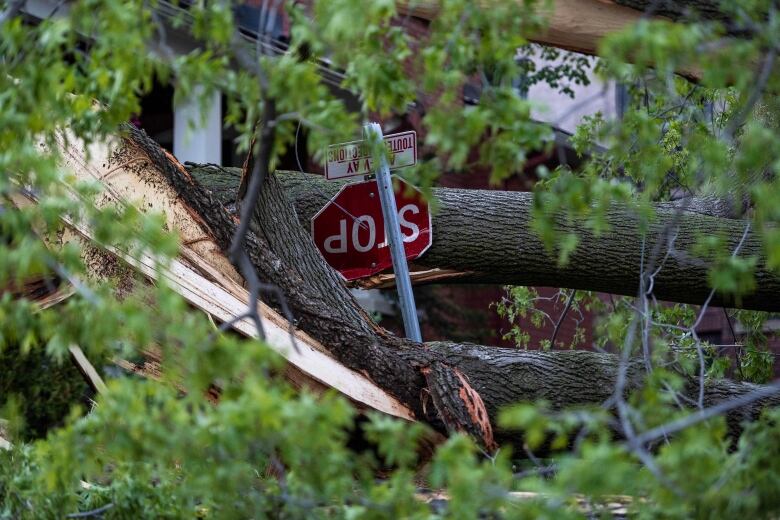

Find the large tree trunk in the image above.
[
  {"left": 397, "top": 0, "right": 732, "bottom": 76},
  {"left": 189, "top": 166, "right": 780, "bottom": 313},
  {"left": 612, "top": 0, "right": 727, "bottom": 23},
  {"left": 124, "top": 130, "right": 780, "bottom": 450}
]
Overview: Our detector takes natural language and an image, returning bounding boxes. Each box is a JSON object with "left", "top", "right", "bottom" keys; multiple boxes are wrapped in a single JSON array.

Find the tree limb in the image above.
[
  {"left": 36, "top": 126, "right": 773, "bottom": 452},
  {"left": 191, "top": 167, "right": 780, "bottom": 313}
]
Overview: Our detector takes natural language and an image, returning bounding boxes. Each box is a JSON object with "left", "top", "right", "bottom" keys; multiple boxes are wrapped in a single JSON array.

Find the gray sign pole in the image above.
[{"left": 364, "top": 122, "right": 423, "bottom": 342}]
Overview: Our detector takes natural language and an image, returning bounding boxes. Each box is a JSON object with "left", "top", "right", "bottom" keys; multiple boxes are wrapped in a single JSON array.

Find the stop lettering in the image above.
[{"left": 310, "top": 178, "right": 432, "bottom": 280}]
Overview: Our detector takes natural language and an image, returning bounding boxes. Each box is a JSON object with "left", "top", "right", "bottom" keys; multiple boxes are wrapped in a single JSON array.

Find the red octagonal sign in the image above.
[{"left": 311, "top": 178, "right": 432, "bottom": 281}]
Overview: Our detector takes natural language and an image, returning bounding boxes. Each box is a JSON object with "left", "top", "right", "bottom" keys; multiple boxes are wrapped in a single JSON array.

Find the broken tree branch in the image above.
[
  {"left": 191, "top": 167, "right": 780, "bottom": 313},
  {"left": 68, "top": 345, "right": 107, "bottom": 395},
  {"left": 20, "top": 125, "right": 780, "bottom": 451}
]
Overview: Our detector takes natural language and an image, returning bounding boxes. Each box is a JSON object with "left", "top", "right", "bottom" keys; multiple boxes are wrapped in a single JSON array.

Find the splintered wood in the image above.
[
  {"left": 13, "top": 132, "right": 413, "bottom": 421},
  {"left": 396, "top": 0, "right": 658, "bottom": 56}
]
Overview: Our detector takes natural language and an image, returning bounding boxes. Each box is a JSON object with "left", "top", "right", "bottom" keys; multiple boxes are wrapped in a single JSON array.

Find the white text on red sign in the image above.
[
  {"left": 310, "top": 178, "right": 432, "bottom": 280},
  {"left": 325, "top": 130, "right": 417, "bottom": 180},
  {"left": 323, "top": 204, "right": 421, "bottom": 254}
]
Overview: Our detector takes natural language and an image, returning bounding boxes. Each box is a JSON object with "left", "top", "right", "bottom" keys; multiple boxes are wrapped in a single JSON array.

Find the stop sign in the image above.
[{"left": 311, "top": 178, "right": 432, "bottom": 280}]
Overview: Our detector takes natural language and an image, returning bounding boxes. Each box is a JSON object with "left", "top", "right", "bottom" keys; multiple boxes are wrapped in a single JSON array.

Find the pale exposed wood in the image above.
[
  {"left": 4, "top": 276, "right": 75, "bottom": 309},
  {"left": 54, "top": 133, "right": 245, "bottom": 288},
  {"left": 538, "top": 0, "right": 657, "bottom": 56},
  {"left": 17, "top": 134, "right": 414, "bottom": 421},
  {"left": 178, "top": 247, "right": 331, "bottom": 357},
  {"left": 0, "top": 420, "right": 9, "bottom": 450},
  {"left": 113, "top": 357, "right": 163, "bottom": 382},
  {"left": 35, "top": 285, "right": 76, "bottom": 309},
  {"left": 397, "top": 0, "right": 660, "bottom": 56},
  {"left": 112, "top": 349, "right": 224, "bottom": 403},
  {"left": 68, "top": 345, "right": 108, "bottom": 394},
  {"left": 350, "top": 268, "right": 474, "bottom": 289},
  {"left": 396, "top": 0, "right": 702, "bottom": 78},
  {"left": 416, "top": 489, "right": 632, "bottom": 515}
]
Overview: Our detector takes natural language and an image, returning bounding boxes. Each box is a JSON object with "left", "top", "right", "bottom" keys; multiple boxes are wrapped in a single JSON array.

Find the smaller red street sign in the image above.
[
  {"left": 325, "top": 130, "right": 417, "bottom": 180},
  {"left": 311, "top": 178, "right": 432, "bottom": 280}
]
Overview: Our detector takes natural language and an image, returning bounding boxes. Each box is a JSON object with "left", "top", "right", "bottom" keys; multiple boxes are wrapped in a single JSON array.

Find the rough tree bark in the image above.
[
  {"left": 189, "top": 166, "right": 780, "bottom": 313},
  {"left": 612, "top": 0, "right": 728, "bottom": 24},
  {"left": 124, "top": 128, "right": 780, "bottom": 450},
  {"left": 397, "top": 0, "right": 738, "bottom": 66}
]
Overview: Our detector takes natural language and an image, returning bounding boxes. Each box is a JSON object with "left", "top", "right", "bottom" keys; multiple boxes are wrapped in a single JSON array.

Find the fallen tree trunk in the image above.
[
  {"left": 24, "top": 125, "right": 774, "bottom": 452},
  {"left": 397, "top": 0, "right": 666, "bottom": 58},
  {"left": 396, "top": 0, "right": 733, "bottom": 81},
  {"left": 189, "top": 166, "right": 780, "bottom": 313},
  {"left": 611, "top": 0, "right": 727, "bottom": 23},
  {"left": 14, "top": 130, "right": 415, "bottom": 421},
  {"left": 84, "top": 132, "right": 773, "bottom": 449},
  {"left": 17, "top": 125, "right": 773, "bottom": 451}
]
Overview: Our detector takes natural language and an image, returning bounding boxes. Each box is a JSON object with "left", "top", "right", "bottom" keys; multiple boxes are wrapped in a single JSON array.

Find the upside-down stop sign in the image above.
[{"left": 311, "top": 178, "right": 432, "bottom": 280}]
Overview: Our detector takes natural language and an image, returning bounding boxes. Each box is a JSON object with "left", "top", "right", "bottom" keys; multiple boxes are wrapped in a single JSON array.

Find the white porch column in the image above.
[{"left": 173, "top": 86, "right": 222, "bottom": 164}]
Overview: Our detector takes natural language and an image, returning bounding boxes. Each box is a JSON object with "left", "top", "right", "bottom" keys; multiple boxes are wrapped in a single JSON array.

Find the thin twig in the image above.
[
  {"left": 66, "top": 503, "right": 114, "bottom": 518},
  {"left": 686, "top": 222, "right": 751, "bottom": 408},
  {"left": 723, "top": 308, "right": 745, "bottom": 379},
  {"left": 723, "top": 46, "right": 777, "bottom": 140},
  {"left": 550, "top": 290, "right": 575, "bottom": 348},
  {"left": 632, "top": 381, "right": 780, "bottom": 446}
]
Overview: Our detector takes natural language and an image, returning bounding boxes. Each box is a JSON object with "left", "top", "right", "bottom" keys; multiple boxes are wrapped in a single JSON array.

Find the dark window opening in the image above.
[{"left": 136, "top": 81, "right": 174, "bottom": 153}]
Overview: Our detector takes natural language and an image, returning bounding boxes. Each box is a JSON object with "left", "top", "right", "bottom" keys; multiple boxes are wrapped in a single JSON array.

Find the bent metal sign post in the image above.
[
  {"left": 315, "top": 126, "right": 428, "bottom": 341},
  {"left": 310, "top": 178, "right": 432, "bottom": 280}
]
